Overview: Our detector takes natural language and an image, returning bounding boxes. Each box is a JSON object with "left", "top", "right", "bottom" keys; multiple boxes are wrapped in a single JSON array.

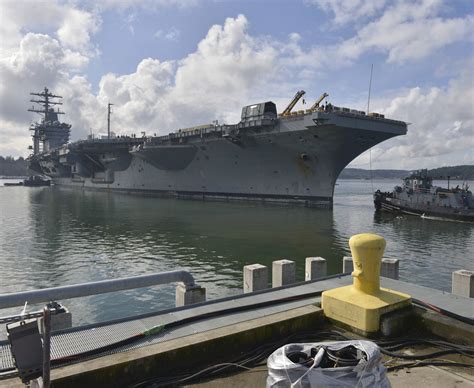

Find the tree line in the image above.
[
  {"left": 0, "top": 156, "right": 29, "bottom": 177},
  {"left": 340, "top": 165, "right": 474, "bottom": 180}
]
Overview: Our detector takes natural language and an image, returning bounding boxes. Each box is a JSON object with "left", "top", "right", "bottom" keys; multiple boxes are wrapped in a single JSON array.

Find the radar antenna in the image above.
[{"left": 28, "top": 87, "right": 65, "bottom": 118}]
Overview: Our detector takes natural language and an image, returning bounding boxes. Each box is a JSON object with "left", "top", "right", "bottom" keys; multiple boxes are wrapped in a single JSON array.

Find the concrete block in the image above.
[
  {"left": 305, "top": 257, "right": 327, "bottom": 281},
  {"left": 51, "top": 311, "right": 72, "bottom": 331},
  {"left": 38, "top": 310, "right": 72, "bottom": 332},
  {"left": 175, "top": 284, "right": 206, "bottom": 307},
  {"left": 243, "top": 264, "right": 268, "bottom": 293},
  {"left": 342, "top": 256, "right": 353, "bottom": 274},
  {"left": 272, "top": 260, "right": 295, "bottom": 287},
  {"left": 452, "top": 270, "right": 474, "bottom": 298},
  {"left": 381, "top": 258, "right": 400, "bottom": 280},
  {"left": 380, "top": 307, "right": 414, "bottom": 337}
]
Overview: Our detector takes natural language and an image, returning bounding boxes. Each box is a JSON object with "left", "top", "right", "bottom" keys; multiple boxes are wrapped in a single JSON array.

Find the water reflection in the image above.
[
  {"left": 1, "top": 180, "right": 472, "bottom": 326},
  {"left": 19, "top": 187, "right": 344, "bottom": 324},
  {"left": 372, "top": 210, "right": 474, "bottom": 289}
]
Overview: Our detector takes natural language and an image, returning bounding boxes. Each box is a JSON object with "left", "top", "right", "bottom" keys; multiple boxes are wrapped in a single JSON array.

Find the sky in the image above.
[{"left": 0, "top": 0, "right": 472, "bottom": 169}]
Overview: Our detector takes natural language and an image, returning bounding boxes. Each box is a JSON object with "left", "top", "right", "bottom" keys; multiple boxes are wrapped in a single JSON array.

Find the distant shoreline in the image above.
[
  {"left": 337, "top": 177, "right": 472, "bottom": 181},
  {"left": 339, "top": 166, "right": 473, "bottom": 180}
]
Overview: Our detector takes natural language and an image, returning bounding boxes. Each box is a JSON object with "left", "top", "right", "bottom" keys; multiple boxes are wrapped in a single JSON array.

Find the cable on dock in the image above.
[
  {"left": 2, "top": 293, "right": 473, "bottom": 383},
  {"left": 129, "top": 330, "right": 474, "bottom": 387}
]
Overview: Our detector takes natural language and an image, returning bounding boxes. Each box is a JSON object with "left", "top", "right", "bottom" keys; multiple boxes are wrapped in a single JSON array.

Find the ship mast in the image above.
[
  {"left": 29, "top": 87, "right": 65, "bottom": 117},
  {"left": 28, "top": 87, "right": 70, "bottom": 154},
  {"left": 107, "top": 103, "right": 113, "bottom": 139}
]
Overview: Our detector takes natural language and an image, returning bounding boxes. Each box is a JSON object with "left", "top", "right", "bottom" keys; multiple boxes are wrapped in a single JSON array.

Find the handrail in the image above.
[{"left": 0, "top": 270, "right": 195, "bottom": 310}]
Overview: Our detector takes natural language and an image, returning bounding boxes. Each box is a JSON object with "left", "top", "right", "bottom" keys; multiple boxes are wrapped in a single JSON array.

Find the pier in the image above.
[{"left": 0, "top": 234, "right": 472, "bottom": 387}]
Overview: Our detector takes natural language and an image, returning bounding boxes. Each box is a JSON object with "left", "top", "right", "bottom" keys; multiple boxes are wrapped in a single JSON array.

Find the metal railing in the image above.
[{"left": 0, "top": 270, "right": 195, "bottom": 310}]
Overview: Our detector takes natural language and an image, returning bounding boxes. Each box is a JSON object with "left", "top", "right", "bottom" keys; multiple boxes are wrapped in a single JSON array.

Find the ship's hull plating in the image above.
[{"left": 51, "top": 123, "right": 400, "bottom": 207}]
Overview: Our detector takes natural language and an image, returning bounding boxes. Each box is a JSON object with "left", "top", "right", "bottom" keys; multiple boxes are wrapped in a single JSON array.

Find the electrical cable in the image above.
[
  {"left": 129, "top": 331, "right": 474, "bottom": 387},
  {"left": 386, "top": 360, "right": 474, "bottom": 372},
  {"left": 3, "top": 291, "right": 473, "bottom": 382},
  {"left": 379, "top": 348, "right": 474, "bottom": 360},
  {"left": 377, "top": 339, "right": 473, "bottom": 354},
  {"left": 412, "top": 298, "right": 474, "bottom": 326},
  {"left": 50, "top": 290, "right": 324, "bottom": 365},
  {"left": 129, "top": 330, "right": 351, "bottom": 388}
]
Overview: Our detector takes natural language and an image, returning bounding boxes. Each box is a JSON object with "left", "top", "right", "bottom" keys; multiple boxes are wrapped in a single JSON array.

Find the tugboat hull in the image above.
[
  {"left": 23, "top": 176, "right": 51, "bottom": 187},
  {"left": 374, "top": 192, "right": 474, "bottom": 222},
  {"left": 374, "top": 169, "right": 474, "bottom": 222}
]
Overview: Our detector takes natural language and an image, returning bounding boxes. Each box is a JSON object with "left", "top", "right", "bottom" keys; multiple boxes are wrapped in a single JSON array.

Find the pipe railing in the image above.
[{"left": 0, "top": 270, "right": 196, "bottom": 310}]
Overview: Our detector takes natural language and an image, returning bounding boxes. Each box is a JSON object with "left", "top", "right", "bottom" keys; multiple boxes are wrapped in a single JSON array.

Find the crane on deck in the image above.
[
  {"left": 281, "top": 90, "right": 306, "bottom": 116},
  {"left": 310, "top": 92, "right": 329, "bottom": 111}
]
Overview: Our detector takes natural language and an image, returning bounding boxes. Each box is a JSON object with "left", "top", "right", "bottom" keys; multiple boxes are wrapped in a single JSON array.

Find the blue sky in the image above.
[{"left": 0, "top": 0, "right": 473, "bottom": 169}]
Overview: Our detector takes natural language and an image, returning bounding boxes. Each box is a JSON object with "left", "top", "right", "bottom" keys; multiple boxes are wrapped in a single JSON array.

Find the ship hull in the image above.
[
  {"left": 53, "top": 179, "right": 331, "bottom": 205},
  {"left": 51, "top": 124, "right": 400, "bottom": 206}
]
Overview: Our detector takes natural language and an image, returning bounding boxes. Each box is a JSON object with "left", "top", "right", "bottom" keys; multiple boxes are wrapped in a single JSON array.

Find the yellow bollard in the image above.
[
  {"left": 322, "top": 233, "right": 411, "bottom": 334},
  {"left": 350, "top": 233, "right": 385, "bottom": 295}
]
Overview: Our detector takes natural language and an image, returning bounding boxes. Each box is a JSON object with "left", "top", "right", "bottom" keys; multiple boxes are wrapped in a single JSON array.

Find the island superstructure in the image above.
[{"left": 27, "top": 89, "right": 407, "bottom": 206}]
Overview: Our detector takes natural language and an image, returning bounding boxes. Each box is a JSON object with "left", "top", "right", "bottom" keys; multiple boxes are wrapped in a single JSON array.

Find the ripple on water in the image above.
[{"left": 0, "top": 181, "right": 472, "bottom": 325}]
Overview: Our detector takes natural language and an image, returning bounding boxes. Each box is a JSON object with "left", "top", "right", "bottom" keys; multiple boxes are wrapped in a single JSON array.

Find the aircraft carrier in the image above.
[{"left": 27, "top": 88, "right": 407, "bottom": 207}]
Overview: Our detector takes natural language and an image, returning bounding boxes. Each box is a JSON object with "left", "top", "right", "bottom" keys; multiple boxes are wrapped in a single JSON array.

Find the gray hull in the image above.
[{"left": 50, "top": 109, "right": 407, "bottom": 207}]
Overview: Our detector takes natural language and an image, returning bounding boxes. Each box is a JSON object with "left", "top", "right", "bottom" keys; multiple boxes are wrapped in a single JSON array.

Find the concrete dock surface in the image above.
[
  {"left": 1, "top": 274, "right": 472, "bottom": 387},
  {"left": 185, "top": 364, "right": 474, "bottom": 388}
]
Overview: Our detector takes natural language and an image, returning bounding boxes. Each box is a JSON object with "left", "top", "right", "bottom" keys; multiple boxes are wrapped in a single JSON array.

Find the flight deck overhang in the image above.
[{"left": 307, "top": 111, "right": 407, "bottom": 135}]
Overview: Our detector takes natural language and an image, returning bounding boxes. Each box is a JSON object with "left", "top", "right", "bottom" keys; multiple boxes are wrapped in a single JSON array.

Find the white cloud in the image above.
[
  {"left": 92, "top": 15, "right": 279, "bottom": 135},
  {"left": 87, "top": 0, "right": 198, "bottom": 12},
  {"left": 303, "top": 0, "right": 474, "bottom": 66},
  {"left": 311, "top": 0, "right": 387, "bottom": 25},
  {"left": 0, "top": 33, "right": 84, "bottom": 123},
  {"left": 60, "top": 75, "right": 108, "bottom": 140},
  {"left": 350, "top": 61, "right": 474, "bottom": 169},
  {"left": 0, "top": 118, "right": 31, "bottom": 157},
  {"left": 337, "top": 1, "right": 474, "bottom": 64},
  {"left": 95, "top": 58, "right": 175, "bottom": 133},
  {"left": 171, "top": 15, "right": 278, "bottom": 117},
  {"left": 0, "top": 0, "right": 100, "bottom": 59},
  {"left": 57, "top": 8, "right": 101, "bottom": 52},
  {"left": 154, "top": 27, "right": 181, "bottom": 42}
]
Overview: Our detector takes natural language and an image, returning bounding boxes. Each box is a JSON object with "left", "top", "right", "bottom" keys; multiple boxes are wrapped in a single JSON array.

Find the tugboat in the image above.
[
  {"left": 22, "top": 175, "right": 51, "bottom": 187},
  {"left": 3, "top": 176, "right": 51, "bottom": 187},
  {"left": 3, "top": 181, "right": 23, "bottom": 187},
  {"left": 374, "top": 170, "right": 474, "bottom": 222}
]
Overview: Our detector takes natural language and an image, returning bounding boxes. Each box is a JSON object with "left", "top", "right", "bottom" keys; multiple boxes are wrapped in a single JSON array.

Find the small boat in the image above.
[
  {"left": 374, "top": 170, "right": 474, "bottom": 222},
  {"left": 22, "top": 175, "right": 51, "bottom": 187}
]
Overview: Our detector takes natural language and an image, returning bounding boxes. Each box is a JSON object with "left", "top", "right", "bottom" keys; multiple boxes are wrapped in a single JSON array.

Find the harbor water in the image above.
[{"left": 0, "top": 178, "right": 473, "bottom": 326}]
